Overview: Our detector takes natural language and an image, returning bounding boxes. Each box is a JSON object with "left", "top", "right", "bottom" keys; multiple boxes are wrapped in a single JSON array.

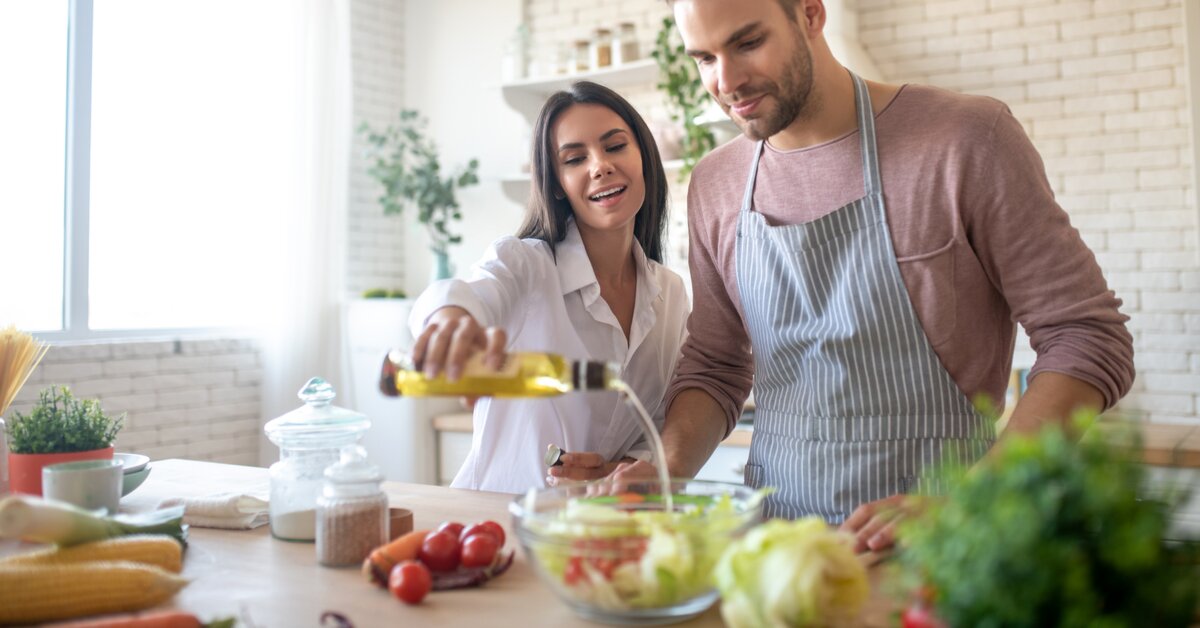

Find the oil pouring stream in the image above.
[{"left": 379, "top": 350, "right": 673, "bottom": 512}]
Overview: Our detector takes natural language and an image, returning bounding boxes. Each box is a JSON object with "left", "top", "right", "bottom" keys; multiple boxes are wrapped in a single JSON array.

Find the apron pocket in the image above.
[{"left": 896, "top": 238, "right": 958, "bottom": 348}]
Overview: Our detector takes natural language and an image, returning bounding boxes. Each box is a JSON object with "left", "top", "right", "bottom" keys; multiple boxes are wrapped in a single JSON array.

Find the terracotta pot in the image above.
[{"left": 8, "top": 446, "right": 115, "bottom": 496}]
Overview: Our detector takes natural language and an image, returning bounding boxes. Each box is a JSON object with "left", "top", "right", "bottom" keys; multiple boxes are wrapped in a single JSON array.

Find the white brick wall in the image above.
[
  {"left": 5, "top": 338, "right": 263, "bottom": 466},
  {"left": 860, "top": 0, "right": 1198, "bottom": 423},
  {"left": 348, "top": 0, "right": 408, "bottom": 296}
]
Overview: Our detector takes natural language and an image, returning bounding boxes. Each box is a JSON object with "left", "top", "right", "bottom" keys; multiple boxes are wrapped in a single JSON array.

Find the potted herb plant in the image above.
[
  {"left": 358, "top": 109, "right": 480, "bottom": 282},
  {"left": 6, "top": 386, "right": 124, "bottom": 496}
]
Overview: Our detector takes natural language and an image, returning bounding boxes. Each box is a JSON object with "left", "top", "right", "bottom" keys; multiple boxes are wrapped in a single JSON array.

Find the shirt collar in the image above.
[{"left": 555, "top": 219, "right": 660, "bottom": 302}]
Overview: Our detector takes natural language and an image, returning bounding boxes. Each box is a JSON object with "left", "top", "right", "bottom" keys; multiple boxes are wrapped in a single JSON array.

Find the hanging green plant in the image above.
[
  {"left": 652, "top": 17, "right": 716, "bottom": 179},
  {"left": 358, "top": 110, "right": 480, "bottom": 256}
]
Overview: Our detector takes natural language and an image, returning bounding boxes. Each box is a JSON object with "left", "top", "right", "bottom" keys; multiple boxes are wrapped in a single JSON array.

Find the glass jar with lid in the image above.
[
  {"left": 264, "top": 377, "right": 370, "bottom": 542},
  {"left": 316, "top": 445, "right": 388, "bottom": 567},
  {"left": 614, "top": 22, "right": 638, "bottom": 65},
  {"left": 573, "top": 39, "right": 590, "bottom": 73},
  {"left": 590, "top": 28, "right": 613, "bottom": 71}
]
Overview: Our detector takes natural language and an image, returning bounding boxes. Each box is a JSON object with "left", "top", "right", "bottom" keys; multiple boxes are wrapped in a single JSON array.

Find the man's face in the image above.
[{"left": 674, "top": 0, "right": 816, "bottom": 141}]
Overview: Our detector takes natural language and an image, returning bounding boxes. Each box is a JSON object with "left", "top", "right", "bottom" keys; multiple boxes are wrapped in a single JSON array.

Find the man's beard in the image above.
[{"left": 724, "top": 37, "right": 815, "bottom": 141}]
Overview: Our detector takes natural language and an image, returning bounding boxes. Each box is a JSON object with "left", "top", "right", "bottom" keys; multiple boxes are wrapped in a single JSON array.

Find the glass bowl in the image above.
[{"left": 509, "top": 478, "right": 763, "bottom": 625}]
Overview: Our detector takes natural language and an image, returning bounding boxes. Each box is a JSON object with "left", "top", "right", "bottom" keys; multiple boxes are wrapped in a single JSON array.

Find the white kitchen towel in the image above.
[{"left": 157, "top": 493, "right": 270, "bottom": 530}]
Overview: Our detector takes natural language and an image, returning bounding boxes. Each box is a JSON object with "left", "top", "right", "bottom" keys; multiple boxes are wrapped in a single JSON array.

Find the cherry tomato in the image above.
[
  {"left": 419, "top": 530, "right": 461, "bottom": 572},
  {"left": 460, "top": 532, "right": 500, "bottom": 568},
  {"left": 477, "top": 520, "right": 506, "bottom": 547},
  {"left": 459, "top": 523, "right": 498, "bottom": 545},
  {"left": 388, "top": 560, "right": 432, "bottom": 605},
  {"left": 436, "top": 521, "right": 465, "bottom": 538},
  {"left": 563, "top": 556, "right": 586, "bottom": 585},
  {"left": 901, "top": 603, "right": 945, "bottom": 628}
]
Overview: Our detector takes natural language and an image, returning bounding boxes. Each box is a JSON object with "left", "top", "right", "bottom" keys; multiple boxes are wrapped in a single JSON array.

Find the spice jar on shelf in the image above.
[
  {"left": 590, "top": 28, "right": 613, "bottom": 71},
  {"left": 614, "top": 22, "right": 639, "bottom": 65},
  {"left": 573, "top": 39, "right": 590, "bottom": 73},
  {"left": 316, "top": 444, "right": 388, "bottom": 567}
]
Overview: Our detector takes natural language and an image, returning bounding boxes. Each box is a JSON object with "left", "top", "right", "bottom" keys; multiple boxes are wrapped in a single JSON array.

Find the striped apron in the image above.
[{"left": 736, "top": 73, "right": 994, "bottom": 523}]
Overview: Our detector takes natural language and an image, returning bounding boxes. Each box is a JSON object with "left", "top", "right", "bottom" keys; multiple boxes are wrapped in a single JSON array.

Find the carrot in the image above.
[
  {"left": 42, "top": 610, "right": 236, "bottom": 628},
  {"left": 362, "top": 528, "right": 430, "bottom": 587}
]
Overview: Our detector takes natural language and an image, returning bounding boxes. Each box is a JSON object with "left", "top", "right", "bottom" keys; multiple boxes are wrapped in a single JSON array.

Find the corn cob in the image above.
[
  {"left": 0, "top": 561, "right": 188, "bottom": 625},
  {"left": 0, "top": 534, "right": 182, "bottom": 573},
  {"left": 0, "top": 496, "right": 186, "bottom": 547}
]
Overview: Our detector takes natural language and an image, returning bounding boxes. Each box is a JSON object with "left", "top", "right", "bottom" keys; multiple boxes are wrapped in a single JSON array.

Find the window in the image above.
[
  {"left": 0, "top": 1, "right": 68, "bottom": 332},
  {"left": 0, "top": 0, "right": 304, "bottom": 337}
]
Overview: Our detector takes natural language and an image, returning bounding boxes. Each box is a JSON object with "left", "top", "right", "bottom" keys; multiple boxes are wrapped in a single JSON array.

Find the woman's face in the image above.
[{"left": 551, "top": 103, "right": 645, "bottom": 237}]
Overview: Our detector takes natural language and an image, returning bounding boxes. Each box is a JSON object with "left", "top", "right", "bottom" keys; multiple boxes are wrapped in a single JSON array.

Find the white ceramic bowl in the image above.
[{"left": 114, "top": 452, "right": 150, "bottom": 474}]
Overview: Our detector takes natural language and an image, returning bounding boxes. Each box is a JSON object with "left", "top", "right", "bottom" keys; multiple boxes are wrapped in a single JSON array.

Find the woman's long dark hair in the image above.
[{"left": 516, "top": 81, "right": 669, "bottom": 263}]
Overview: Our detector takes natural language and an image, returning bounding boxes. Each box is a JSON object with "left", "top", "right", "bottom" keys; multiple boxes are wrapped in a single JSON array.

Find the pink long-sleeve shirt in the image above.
[{"left": 666, "top": 84, "right": 1135, "bottom": 435}]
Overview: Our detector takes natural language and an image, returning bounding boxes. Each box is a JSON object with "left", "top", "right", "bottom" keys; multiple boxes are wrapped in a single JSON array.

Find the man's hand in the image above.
[{"left": 838, "top": 494, "right": 909, "bottom": 553}]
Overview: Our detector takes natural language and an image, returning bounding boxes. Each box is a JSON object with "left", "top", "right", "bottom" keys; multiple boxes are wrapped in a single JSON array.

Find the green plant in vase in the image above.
[
  {"left": 6, "top": 386, "right": 125, "bottom": 495},
  {"left": 652, "top": 16, "right": 716, "bottom": 179},
  {"left": 359, "top": 110, "right": 481, "bottom": 281}
]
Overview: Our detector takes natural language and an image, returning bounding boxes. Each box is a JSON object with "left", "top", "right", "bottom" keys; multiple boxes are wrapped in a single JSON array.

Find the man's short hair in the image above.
[{"left": 664, "top": 0, "right": 800, "bottom": 23}]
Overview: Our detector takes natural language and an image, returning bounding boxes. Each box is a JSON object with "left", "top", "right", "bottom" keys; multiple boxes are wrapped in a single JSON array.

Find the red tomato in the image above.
[
  {"left": 436, "top": 521, "right": 465, "bottom": 539},
  {"left": 388, "top": 560, "right": 432, "bottom": 605},
  {"left": 459, "top": 523, "right": 498, "bottom": 545},
  {"left": 419, "top": 530, "right": 461, "bottom": 572},
  {"left": 460, "top": 532, "right": 500, "bottom": 568},
  {"left": 477, "top": 520, "right": 506, "bottom": 547},
  {"left": 901, "top": 603, "right": 945, "bottom": 628},
  {"left": 563, "top": 556, "right": 585, "bottom": 585}
]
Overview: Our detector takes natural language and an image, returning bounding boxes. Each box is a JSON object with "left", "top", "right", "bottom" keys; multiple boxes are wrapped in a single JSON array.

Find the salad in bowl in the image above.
[{"left": 510, "top": 478, "right": 765, "bottom": 625}]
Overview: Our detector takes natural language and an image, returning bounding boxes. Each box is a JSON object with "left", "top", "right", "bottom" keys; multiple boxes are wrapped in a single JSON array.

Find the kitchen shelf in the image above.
[{"left": 501, "top": 58, "right": 659, "bottom": 98}]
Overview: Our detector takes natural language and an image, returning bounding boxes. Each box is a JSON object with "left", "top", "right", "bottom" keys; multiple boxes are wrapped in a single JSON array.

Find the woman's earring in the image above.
[{"left": 554, "top": 191, "right": 565, "bottom": 200}]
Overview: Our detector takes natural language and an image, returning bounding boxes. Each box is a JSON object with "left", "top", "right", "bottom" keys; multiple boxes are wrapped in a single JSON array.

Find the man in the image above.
[{"left": 614, "top": 0, "right": 1134, "bottom": 551}]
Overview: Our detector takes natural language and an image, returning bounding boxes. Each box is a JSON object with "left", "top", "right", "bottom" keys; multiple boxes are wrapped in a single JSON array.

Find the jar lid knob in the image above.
[{"left": 298, "top": 377, "right": 336, "bottom": 406}]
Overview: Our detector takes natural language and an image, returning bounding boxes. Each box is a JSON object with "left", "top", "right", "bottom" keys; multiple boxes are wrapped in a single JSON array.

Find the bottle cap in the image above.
[{"left": 544, "top": 443, "right": 565, "bottom": 467}]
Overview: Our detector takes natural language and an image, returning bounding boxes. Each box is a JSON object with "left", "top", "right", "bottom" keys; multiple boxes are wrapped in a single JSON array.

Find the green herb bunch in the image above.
[
  {"left": 652, "top": 17, "right": 716, "bottom": 178},
  {"left": 6, "top": 386, "right": 124, "bottom": 454},
  {"left": 897, "top": 412, "right": 1198, "bottom": 628},
  {"left": 359, "top": 110, "right": 480, "bottom": 256}
]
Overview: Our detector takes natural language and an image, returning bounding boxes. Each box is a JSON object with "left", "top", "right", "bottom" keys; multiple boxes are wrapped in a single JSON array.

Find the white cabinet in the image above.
[
  {"left": 437, "top": 431, "right": 473, "bottom": 486},
  {"left": 344, "top": 298, "right": 459, "bottom": 485}
]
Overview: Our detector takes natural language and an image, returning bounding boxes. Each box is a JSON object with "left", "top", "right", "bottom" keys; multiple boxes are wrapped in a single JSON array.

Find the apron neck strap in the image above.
[
  {"left": 741, "top": 140, "right": 767, "bottom": 213},
  {"left": 850, "top": 72, "right": 882, "bottom": 196}
]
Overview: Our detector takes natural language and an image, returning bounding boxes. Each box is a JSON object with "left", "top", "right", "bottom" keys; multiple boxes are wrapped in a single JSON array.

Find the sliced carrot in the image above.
[
  {"left": 616, "top": 493, "right": 645, "bottom": 504},
  {"left": 362, "top": 528, "right": 431, "bottom": 587}
]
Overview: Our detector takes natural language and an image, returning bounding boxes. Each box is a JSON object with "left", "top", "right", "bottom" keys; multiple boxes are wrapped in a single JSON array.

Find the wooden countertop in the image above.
[{"left": 1, "top": 459, "right": 898, "bottom": 627}]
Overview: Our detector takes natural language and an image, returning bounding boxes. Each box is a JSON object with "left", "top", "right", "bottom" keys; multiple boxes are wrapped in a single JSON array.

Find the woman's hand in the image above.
[
  {"left": 546, "top": 453, "right": 626, "bottom": 486},
  {"left": 412, "top": 306, "right": 507, "bottom": 381}
]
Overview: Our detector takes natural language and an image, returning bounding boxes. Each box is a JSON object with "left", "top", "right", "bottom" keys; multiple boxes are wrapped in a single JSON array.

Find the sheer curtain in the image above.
[{"left": 258, "top": 0, "right": 353, "bottom": 463}]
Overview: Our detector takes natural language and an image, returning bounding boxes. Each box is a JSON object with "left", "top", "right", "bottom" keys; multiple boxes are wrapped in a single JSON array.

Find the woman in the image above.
[{"left": 407, "top": 81, "right": 688, "bottom": 493}]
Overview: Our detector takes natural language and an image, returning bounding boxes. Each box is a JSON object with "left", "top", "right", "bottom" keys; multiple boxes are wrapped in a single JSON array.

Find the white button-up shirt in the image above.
[{"left": 409, "top": 220, "right": 690, "bottom": 493}]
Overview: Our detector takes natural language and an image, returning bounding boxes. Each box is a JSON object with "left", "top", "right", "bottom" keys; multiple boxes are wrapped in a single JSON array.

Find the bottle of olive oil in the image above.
[{"left": 378, "top": 349, "right": 621, "bottom": 398}]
